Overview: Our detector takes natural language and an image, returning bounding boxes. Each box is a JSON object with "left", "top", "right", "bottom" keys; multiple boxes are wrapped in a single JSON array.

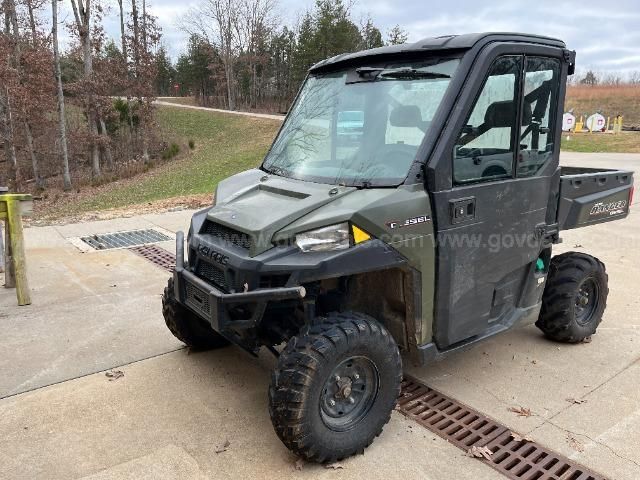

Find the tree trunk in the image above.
[
  {"left": 81, "top": 23, "right": 100, "bottom": 178},
  {"left": 70, "top": 0, "right": 100, "bottom": 178},
  {"left": 2, "top": 0, "right": 19, "bottom": 188},
  {"left": 0, "top": 92, "right": 19, "bottom": 189},
  {"left": 98, "top": 117, "right": 114, "bottom": 170},
  {"left": 25, "top": 0, "right": 38, "bottom": 42},
  {"left": 52, "top": 0, "right": 72, "bottom": 191},
  {"left": 225, "top": 58, "right": 235, "bottom": 110},
  {"left": 142, "top": 0, "right": 147, "bottom": 50},
  {"left": 117, "top": 0, "right": 127, "bottom": 64},
  {"left": 24, "top": 120, "right": 45, "bottom": 189}
]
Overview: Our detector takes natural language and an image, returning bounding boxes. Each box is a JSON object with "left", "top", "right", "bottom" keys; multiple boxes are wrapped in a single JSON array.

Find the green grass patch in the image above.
[
  {"left": 64, "top": 105, "right": 281, "bottom": 213},
  {"left": 161, "top": 142, "right": 180, "bottom": 160},
  {"left": 561, "top": 132, "right": 640, "bottom": 153}
]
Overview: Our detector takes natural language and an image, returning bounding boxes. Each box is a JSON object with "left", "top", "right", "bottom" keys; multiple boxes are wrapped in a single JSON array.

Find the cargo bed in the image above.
[{"left": 557, "top": 167, "right": 634, "bottom": 230}]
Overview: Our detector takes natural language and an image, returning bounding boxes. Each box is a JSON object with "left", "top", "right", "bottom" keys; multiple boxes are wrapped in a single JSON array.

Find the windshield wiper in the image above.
[
  {"left": 378, "top": 68, "right": 451, "bottom": 80},
  {"left": 264, "top": 165, "right": 289, "bottom": 177}
]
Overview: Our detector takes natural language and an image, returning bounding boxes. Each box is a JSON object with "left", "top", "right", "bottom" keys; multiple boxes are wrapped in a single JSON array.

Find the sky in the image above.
[{"left": 89, "top": 0, "right": 640, "bottom": 75}]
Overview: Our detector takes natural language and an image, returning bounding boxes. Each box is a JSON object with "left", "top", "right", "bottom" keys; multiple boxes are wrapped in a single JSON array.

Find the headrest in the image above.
[
  {"left": 484, "top": 100, "right": 532, "bottom": 128},
  {"left": 390, "top": 105, "right": 423, "bottom": 128}
]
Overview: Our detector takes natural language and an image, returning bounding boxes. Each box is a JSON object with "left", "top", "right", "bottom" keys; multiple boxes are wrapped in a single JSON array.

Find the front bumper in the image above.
[{"left": 173, "top": 232, "right": 306, "bottom": 332}]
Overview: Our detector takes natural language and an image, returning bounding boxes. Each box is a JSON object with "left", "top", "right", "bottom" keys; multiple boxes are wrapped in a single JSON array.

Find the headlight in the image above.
[{"left": 295, "top": 223, "right": 350, "bottom": 253}]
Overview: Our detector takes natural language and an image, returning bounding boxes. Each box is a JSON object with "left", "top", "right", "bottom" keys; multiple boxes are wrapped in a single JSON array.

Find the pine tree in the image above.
[
  {"left": 386, "top": 24, "right": 408, "bottom": 45},
  {"left": 360, "top": 17, "right": 383, "bottom": 50},
  {"left": 155, "top": 46, "right": 175, "bottom": 96}
]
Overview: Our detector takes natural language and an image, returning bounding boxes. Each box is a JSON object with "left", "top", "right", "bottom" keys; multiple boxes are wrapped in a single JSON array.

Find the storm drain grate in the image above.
[
  {"left": 129, "top": 245, "right": 175, "bottom": 272},
  {"left": 80, "top": 229, "right": 170, "bottom": 250},
  {"left": 398, "top": 376, "right": 607, "bottom": 480}
]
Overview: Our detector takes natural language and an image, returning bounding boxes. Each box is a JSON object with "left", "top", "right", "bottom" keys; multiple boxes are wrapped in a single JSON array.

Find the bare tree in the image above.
[
  {"left": 52, "top": 0, "right": 71, "bottom": 190},
  {"left": 116, "top": 0, "right": 127, "bottom": 64},
  {"left": 182, "top": 0, "right": 241, "bottom": 110},
  {"left": 7, "top": 0, "right": 45, "bottom": 188},
  {"left": 238, "top": 0, "right": 276, "bottom": 108},
  {"left": 1, "top": 0, "right": 19, "bottom": 188},
  {"left": 69, "top": 0, "right": 101, "bottom": 178}
]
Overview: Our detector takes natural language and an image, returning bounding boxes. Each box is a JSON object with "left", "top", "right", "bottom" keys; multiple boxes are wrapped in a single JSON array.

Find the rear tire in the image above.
[
  {"left": 536, "top": 252, "right": 608, "bottom": 343},
  {"left": 162, "top": 278, "right": 230, "bottom": 349},
  {"left": 268, "top": 312, "right": 402, "bottom": 463}
]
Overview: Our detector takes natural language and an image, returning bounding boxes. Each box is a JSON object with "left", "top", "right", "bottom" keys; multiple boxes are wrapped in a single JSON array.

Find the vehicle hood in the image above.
[{"left": 208, "top": 169, "right": 357, "bottom": 256}]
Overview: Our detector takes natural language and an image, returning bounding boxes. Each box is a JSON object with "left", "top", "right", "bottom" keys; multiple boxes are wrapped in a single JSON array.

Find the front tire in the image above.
[
  {"left": 162, "top": 278, "right": 230, "bottom": 349},
  {"left": 268, "top": 312, "right": 402, "bottom": 463},
  {"left": 536, "top": 252, "right": 608, "bottom": 343}
]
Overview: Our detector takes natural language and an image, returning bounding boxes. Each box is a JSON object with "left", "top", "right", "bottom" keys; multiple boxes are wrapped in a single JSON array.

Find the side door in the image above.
[{"left": 429, "top": 47, "right": 564, "bottom": 348}]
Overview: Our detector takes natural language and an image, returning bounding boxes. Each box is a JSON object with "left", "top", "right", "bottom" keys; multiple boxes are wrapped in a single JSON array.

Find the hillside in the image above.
[
  {"left": 565, "top": 85, "right": 640, "bottom": 128},
  {"left": 34, "top": 106, "right": 281, "bottom": 221}
]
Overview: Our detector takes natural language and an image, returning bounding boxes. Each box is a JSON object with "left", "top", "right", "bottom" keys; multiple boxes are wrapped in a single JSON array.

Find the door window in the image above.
[
  {"left": 517, "top": 57, "right": 560, "bottom": 177},
  {"left": 453, "top": 56, "right": 522, "bottom": 185}
]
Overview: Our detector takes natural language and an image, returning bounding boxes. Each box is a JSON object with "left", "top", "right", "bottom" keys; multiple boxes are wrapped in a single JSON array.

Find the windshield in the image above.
[{"left": 262, "top": 58, "right": 460, "bottom": 187}]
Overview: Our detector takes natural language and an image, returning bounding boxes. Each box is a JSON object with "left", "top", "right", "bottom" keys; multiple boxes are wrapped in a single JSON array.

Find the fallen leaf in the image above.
[
  {"left": 325, "top": 462, "right": 345, "bottom": 470},
  {"left": 509, "top": 431, "right": 532, "bottom": 443},
  {"left": 105, "top": 370, "right": 124, "bottom": 381},
  {"left": 567, "top": 435, "right": 585, "bottom": 452},
  {"left": 566, "top": 397, "right": 587, "bottom": 405},
  {"left": 508, "top": 406, "right": 532, "bottom": 417},
  {"left": 294, "top": 458, "right": 304, "bottom": 471},
  {"left": 467, "top": 445, "right": 493, "bottom": 461},
  {"left": 215, "top": 439, "right": 230, "bottom": 454},
  {"left": 573, "top": 244, "right": 583, "bottom": 248},
  {"left": 531, "top": 360, "right": 537, "bottom": 365}
]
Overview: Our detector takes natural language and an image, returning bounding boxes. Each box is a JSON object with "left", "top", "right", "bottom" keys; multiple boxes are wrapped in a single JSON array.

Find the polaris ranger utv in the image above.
[{"left": 162, "top": 32, "right": 634, "bottom": 462}]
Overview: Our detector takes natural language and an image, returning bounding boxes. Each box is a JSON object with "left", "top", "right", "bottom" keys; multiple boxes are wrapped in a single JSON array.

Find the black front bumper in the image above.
[{"left": 173, "top": 232, "right": 306, "bottom": 332}]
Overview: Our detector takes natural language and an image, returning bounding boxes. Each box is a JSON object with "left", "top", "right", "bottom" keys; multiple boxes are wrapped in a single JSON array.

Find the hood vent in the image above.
[{"left": 201, "top": 221, "right": 251, "bottom": 250}]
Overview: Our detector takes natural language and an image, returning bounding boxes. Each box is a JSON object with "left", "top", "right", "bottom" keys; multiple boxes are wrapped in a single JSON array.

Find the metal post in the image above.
[
  {"left": 0, "top": 221, "right": 4, "bottom": 273},
  {"left": 6, "top": 198, "right": 30, "bottom": 305},
  {"left": 0, "top": 192, "right": 32, "bottom": 305}
]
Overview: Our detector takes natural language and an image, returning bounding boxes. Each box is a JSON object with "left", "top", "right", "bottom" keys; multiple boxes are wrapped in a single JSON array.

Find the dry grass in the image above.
[{"left": 566, "top": 85, "right": 640, "bottom": 127}]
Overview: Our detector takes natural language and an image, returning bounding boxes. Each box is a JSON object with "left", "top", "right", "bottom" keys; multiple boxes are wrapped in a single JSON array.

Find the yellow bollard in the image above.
[
  {"left": 606, "top": 116, "right": 610, "bottom": 132},
  {"left": 0, "top": 193, "right": 32, "bottom": 305},
  {"left": 575, "top": 116, "right": 584, "bottom": 132}
]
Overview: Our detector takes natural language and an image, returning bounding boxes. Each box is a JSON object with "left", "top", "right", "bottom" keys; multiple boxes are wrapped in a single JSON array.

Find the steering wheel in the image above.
[{"left": 370, "top": 144, "right": 418, "bottom": 175}]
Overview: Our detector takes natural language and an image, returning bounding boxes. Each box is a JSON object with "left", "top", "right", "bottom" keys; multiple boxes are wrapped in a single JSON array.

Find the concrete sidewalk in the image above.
[
  {"left": 0, "top": 210, "right": 193, "bottom": 398},
  {"left": 1, "top": 153, "right": 639, "bottom": 479}
]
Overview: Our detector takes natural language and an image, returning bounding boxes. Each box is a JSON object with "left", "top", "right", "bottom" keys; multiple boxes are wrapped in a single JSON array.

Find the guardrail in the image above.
[{"left": 0, "top": 188, "right": 33, "bottom": 306}]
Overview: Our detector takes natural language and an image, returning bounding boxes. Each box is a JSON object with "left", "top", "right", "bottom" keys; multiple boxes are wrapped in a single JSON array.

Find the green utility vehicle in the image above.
[{"left": 162, "top": 33, "right": 634, "bottom": 462}]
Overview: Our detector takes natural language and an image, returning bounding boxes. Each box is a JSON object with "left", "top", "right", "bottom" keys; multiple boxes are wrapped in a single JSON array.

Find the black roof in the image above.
[{"left": 309, "top": 32, "right": 565, "bottom": 73}]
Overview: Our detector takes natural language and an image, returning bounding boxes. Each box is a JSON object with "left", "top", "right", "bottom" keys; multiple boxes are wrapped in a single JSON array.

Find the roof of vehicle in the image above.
[{"left": 309, "top": 32, "right": 566, "bottom": 73}]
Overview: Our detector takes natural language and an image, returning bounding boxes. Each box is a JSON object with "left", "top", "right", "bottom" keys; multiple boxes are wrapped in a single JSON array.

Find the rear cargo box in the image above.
[{"left": 557, "top": 167, "right": 633, "bottom": 230}]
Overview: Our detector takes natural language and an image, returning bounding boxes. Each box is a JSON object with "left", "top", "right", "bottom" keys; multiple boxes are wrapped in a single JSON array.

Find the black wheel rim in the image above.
[
  {"left": 575, "top": 277, "right": 599, "bottom": 326},
  {"left": 320, "top": 356, "right": 379, "bottom": 432}
]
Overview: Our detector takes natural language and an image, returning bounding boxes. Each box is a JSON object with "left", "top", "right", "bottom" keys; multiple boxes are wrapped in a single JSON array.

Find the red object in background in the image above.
[{"left": 173, "top": 84, "right": 180, "bottom": 95}]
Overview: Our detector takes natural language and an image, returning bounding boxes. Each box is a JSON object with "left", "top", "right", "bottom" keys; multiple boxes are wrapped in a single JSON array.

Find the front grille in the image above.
[
  {"left": 196, "top": 261, "right": 229, "bottom": 291},
  {"left": 185, "top": 282, "right": 210, "bottom": 316},
  {"left": 202, "top": 221, "right": 251, "bottom": 250}
]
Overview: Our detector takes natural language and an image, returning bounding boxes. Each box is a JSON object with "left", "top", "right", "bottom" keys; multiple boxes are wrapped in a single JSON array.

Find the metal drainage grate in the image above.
[
  {"left": 398, "top": 376, "right": 607, "bottom": 480},
  {"left": 129, "top": 245, "right": 175, "bottom": 272},
  {"left": 81, "top": 229, "right": 170, "bottom": 250}
]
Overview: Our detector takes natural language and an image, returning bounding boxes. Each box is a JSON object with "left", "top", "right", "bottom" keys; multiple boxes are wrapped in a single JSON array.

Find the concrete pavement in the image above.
[{"left": 1, "top": 152, "right": 639, "bottom": 479}]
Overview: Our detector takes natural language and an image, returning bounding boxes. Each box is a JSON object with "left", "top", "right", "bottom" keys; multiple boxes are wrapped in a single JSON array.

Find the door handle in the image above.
[{"left": 450, "top": 197, "right": 476, "bottom": 224}]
